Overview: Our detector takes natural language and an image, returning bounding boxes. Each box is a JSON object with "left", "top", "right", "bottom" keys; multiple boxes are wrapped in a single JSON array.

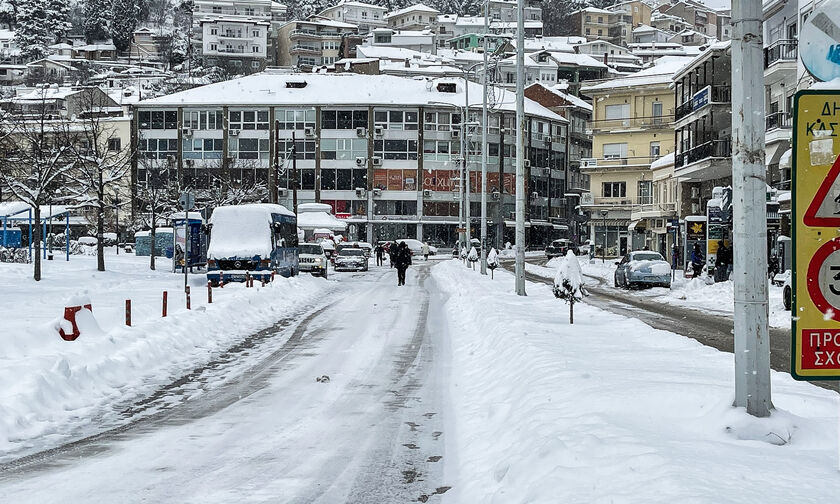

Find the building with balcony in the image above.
[
  {"left": 571, "top": 7, "right": 618, "bottom": 44},
  {"left": 200, "top": 18, "right": 270, "bottom": 73},
  {"left": 277, "top": 18, "right": 359, "bottom": 69},
  {"left": 763, "top": 0, "right": 797, "bottom": 189},
  {"left": 384, "top": 3, "right": 440, "bottom": 31},
  {"left": 132, "top": 72, "right": 568, "bottom": 249},
  {"left": 364, "top": 28, "right": 437, "bottom": 54},
  {"left": 574, "top": 40, "right": 644, "bottom": 73},
  {"left": 579, "top": 56, "right": 689, "bottom": 255},
  {"left": 317, "top": 1, "right": 387, "bottom": 34},
  {"left": 673, "top": 42, "right": 731, "bottom": 216},
  {"left": 497, "top": 50, "right": 608, "bottom": 94},
  {"left": 657, "top": 0, "right": 731, "bottom": 41},
  {"left": 194, "top": 0, "right": 287, "bottom": 25}
]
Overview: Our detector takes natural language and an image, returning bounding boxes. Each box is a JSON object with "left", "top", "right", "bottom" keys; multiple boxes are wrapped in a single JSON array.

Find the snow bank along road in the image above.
[
  {"left": 502, "top": 256, "right": 837, "bottom": 392},
  {"left": 0, "top": 264, "right": 453, "bottom": 503}
]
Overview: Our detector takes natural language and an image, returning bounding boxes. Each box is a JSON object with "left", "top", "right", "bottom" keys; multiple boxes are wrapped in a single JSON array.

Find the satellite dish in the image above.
[{"left": 800, "top": 0, "right": 840, "bottom": 82}]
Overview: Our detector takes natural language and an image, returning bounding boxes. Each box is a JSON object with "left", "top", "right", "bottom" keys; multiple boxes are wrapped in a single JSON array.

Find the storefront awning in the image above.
[
  {"left": 628, "top": 219, "right": 642, "bottom": 231},
  {"left": 553, "top": 224, "right": 569, "bottom": 230},
  {"left": 766, "top": 142, "right": 788, "bottom": 167},
  {"left": 779, "top": 148, "right": 792, "bottom": 170}
]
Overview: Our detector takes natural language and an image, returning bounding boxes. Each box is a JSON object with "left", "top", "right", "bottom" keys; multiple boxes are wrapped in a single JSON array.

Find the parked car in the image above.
[
  {"left": 336, "top": 241, "right": 373, "bottom": 259},
  {"left": 299, "top": 243, "right": 328, "bottom": 278},
  {"left": 334, "top": 247, "right": 368, "bottom": 272},
  {"left": 545, "top": 239, "right": 572, "bottom": 258},
  {"left": 397, "top": 238, "right": 438, "bottom": 256},
  {"left": 577, "top": 240, "right": 592, "bottom": 256},
  {"left": 778, "top": 270, "right": 792, "bottom": 310},
  {"left": 614, "top": 251, "right": 672, "bottom": 289}
]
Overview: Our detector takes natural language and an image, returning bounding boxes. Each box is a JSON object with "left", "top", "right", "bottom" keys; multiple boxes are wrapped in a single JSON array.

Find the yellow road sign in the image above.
[{"left": 793, "top": 90, "right": 840, "bottom": 380}]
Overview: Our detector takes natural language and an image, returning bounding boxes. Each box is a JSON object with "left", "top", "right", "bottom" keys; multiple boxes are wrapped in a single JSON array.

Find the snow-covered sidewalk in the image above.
[
  {"left": 525, "top": 257, "right": 791, "bottom": 329},
  {"left": 433, "top": 260, "right": 839, "bottom": 503},
  {"left": 0, "top": 252, "right": 331, "bottom": 458}
]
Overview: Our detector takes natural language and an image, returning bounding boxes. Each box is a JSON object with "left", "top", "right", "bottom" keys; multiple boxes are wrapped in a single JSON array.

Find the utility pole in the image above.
[
  {"left": 731, "top": 0, "right": 771, "bottom": 417},
  {"left": 480, "top": 1, "right": 489, "bottom": 275},
  {"left": 459, "top": 103, "right": 465, "bottom": 251},
  {"left": 273, "top": 120, "right": 280, "bottom": 203},
  {"left": 464, "top": 75, "right": 471, "bottom": 254},
  {"left": 291, "top": 130, "right": 298, "bottom": 214},
  {"left": 514, "top": 0, "right": 526, "bottom": 295}
]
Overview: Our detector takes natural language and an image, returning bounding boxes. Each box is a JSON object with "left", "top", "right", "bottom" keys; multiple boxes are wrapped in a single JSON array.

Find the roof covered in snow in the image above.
[
  {"left": 650, "top": 152, "right": 675, "bottom": 170},
  {"left": 138, "top": 73, "right": 566, "bottom": 122},
  {"left": 384, "top": 3, "right": 440, "bottom": 19},
  {"left": 581, "top": 56, "right": 695, "bottom": 92}
]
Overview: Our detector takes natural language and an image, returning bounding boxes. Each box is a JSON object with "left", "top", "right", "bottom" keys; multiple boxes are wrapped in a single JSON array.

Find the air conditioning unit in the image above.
[
  {"left": 355, "top": 187, "right": 366, "bottom": 197},
  {"left": 691, "top": 202, "right": 701, "bottom": 214},
  {"left": 278, "top": 188, "right": 289, "bottom": 197},
  {"left": 581, "top": 158, "right": 597, "bottom": 168},
  {"left": 355, "top": 156, "right": 366, "bottom": 166},
  {"left": 356, "top": 126, "right": 367, "bottom": 137},
  {"left": 372, "top": 188, "right": 382, "bottom": 196},
  {"left": 371, "top": 156, "right": 382, "bottom": 165},
  {"left": 524, "top": 159, "right": 531, "bottom": 168},
  {"left": 691, "top": 186, "right": 700, "bottom": 198},
  {"left": 185, "top": 159, "right": 195, "bottom": 167},
  {"left": 451, "top": 129, "right": 461, "bottom": 139},
  {"left": 491, "top": 190, "right": 500, "bottom": 200},
  {"left": 542, "top": 167, "right": 550, "bottom": 175},
  {"left": 182, "top": 127, "right": 192, "bottom": 136},
  {"left": 374, "top": 126, "right": 384, "bottom": 137},
  {"left": 229, "top": 129, "right": 240, "bottom": 136},
  {"left": 304, "top": 127, "right": 315, "bottom": 137},
  {"left": 423, "top": 189, "right": 432, "bottom": 197}
]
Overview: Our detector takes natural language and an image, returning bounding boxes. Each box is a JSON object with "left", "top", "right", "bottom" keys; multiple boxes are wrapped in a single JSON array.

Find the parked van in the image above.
[{"left": 206, "top": 204, "right": 299, "bottom": 285}]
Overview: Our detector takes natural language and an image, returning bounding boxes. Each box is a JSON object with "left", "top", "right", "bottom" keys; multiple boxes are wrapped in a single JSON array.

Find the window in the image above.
[
  {"left": 320, "top": 167, "right": 367, "bottom": 190},
  {"left": 423, "top": 111, "right": 461, "bottom": 131},
  {"left": 585, "top": 15, "right": 591, "bottom": 22},
  {"left": 252, "top": 45, "right": 260, "bottom": 53},
  {"left": 252, "top": 30, "right": 260, "bottom": 37},
  {"left": 229, "top": 138, "right": 270, "bottom": 160},
  {"left": 602, "top": 182, "right": 626, "bottom": 198},
  {"left": 650, "top": 141, "right": 660, "bottom": 159},
  {"left": 321, "top": 109, "right": 368, "bottom": 129},
  {"left": 138, "top": 110, "right": 177, "bottom": 130},
  {"left": 423, "top": 140, "right": 460, "bottom": 161},
  {"left": 277, "top": 139, "right": 316, "bottom": 160},
  {"left": 652, "top": 102, "right": 663, "bottom": 123},
  {"left": 212, "top": 6, "right": 221, "bottom": 13},
  {"left": 210, "top": 28, "right": 218, "bottom": 35},
  {"left": 138, "top": 138, "right": 178, "bottom": 159},
  {"left": 638, "top": 181, "right": 652, "bottom": 204},
  {"left": 320, "top": 138, "right": 367, "bottom": 160},
  {"left": 210, "top": 43, "right": 218, "bottom": 51},
  {"left": 275, "top": 108, "right": 316, "bottom": 130},
  {"left": 603, "top": 143, "right": 628, "bottom": 159},
  {"left": 374, "top": 110, "right": 418, "bottom": 130},
  {"left": 229, "top": 110, "right": 269, "bottom": 130},
  {"left": 598, "top": 29, "right": 603, "bottom": 35},
  {"left": 598, "top": 16, "right": 603, "bottom": 23},
  {"left": 374, "top": 199, "right": 417, "bottom": 215},
  {"left": 183, "top": 138, "right": 224, "bottom": 159},
  {"left": 184, "top": 110, "right": 224, "bottom": 130},
  {"left": 374, "top": 139, "right": 418, "bottom": 160},
  {"left": 108, "top": 138, "right": 121, "bottom": 151},
  {"left": 604, "top": 104, "right": 629, "bottom": 120}
]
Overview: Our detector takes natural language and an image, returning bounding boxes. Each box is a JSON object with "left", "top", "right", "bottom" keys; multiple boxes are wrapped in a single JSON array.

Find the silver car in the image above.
[
  {"left": 334, "top": 248, "right": 369, "bottom": 272},
  {"left": 614, "top": 251, "right": 672, "bottom": 289},
  {"left": 298, "top": 243, "right": 328, "bottom": 278}
]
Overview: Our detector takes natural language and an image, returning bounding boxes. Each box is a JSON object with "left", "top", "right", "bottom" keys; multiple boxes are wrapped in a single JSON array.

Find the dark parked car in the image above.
[
  {"left": 614, "top": 251, "right": 672, "bottom": 289},
  {"left": 545, "top": 239, "right": 572, "bottom": 259}
]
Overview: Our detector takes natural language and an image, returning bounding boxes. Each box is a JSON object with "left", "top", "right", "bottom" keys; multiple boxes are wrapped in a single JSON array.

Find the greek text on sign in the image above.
[{"left": 800, "top": 329, "right": 840, "bottom": 370}]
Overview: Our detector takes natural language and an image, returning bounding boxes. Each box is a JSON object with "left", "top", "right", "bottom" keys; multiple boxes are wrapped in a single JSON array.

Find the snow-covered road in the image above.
[{"left": 0, "top": 264, "right": 453, "bottom": 503}]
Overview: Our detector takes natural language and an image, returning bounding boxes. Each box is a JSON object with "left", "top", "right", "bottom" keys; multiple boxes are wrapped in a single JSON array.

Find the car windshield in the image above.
[
  {"left": 633, "top": 253, "right": 664, "bottom": 262},
  {"left": 299, "top": 244, "right": 323, "bottom": 255},
  {"left": 340, "top": 249, "right": 365, "bottom": 256}
]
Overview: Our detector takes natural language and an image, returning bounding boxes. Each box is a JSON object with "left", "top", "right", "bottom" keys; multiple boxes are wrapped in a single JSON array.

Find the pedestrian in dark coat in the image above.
[
  {"left": 715, "top": 241, "right": 730, "bottom": 282},
  {"left": 690, "top": 243, "right": 704, "bottom": 279},
  {"left": 388, "top": 242, "right": 398, "bottom": 268},
  {"left": 374, "top": 244, "right": 385, "bottom": 266},
  {"left": 394, "top": 242, "right": 412, "bottom": 286}
]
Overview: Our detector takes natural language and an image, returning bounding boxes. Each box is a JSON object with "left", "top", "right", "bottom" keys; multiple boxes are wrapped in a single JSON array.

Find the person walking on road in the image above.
[
  {"left": 715, "top": 241, "right": 730, "bottom": 283},
  {"left": 374, "top": 243, "right": 385, "bottom": 266},
  {"left": 421, "top": 242, "right": 430, "bottom": 261},
  {"left": 388, "top": 242, "right": 398, "bottom": 268},
  {"left": 690, "top": 243, "right": 704, "bottom": 279},
  {"left": 394, "top": 241, "right": 412, "bottom": 286}
]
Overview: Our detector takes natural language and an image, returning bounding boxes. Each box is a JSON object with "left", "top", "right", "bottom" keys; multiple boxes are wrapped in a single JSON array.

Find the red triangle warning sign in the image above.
[{"left": 804, "top": 154, "right": 840, "bottom": 227}]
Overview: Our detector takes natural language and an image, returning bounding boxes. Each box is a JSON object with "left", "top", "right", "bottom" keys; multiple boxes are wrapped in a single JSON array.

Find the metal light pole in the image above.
[
  {"left": 731, "top": 0, "right": 771, "bottom": 417},
  {"left": 114, "top": 192, "right": 120, "bottom": 255},
  {"left": 464, "top": 74, "right": 471, "bottom": 255},
  {"left": 514, "top": 0, "right": 526, "bottom": 295},
  {"left": 480, "top": 1, "right": 489, "bottom": 275}
]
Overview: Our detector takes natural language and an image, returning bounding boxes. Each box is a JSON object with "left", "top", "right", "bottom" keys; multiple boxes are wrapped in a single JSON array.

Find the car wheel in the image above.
[{"left": 783, "top": 285, "right": 792, "bottom": 311}]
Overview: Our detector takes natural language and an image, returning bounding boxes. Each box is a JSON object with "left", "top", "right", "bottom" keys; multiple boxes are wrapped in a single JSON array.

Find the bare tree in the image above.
[
  {"left": 0, "top": 91, "right": 75, "bottom": 281},
  {"left": 193, "top": 158, "right": 269, "bottom": 209},
  {"left": 136, "top": 155, "right": 178, "bottom": 271},
  {"left": 63, "top": 88, "right": 133, "bottom": 272}
]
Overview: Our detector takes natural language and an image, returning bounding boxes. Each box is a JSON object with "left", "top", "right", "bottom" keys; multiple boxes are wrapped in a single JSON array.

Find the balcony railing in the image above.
[
  {"left": 581, "top": 155, "right": 662, "bottom": 170},
  {"left": 675, "top": 85, "right": 731, "bottom": 121},
  {"left": 290, "top": 45, "right": 320, "bottom": 55},
  {"left": 765, "top": 111, "right": 792, "bottom": 131},
  {"left": 764, "top": 39, "right": 798, "bottom": 68},
  {"left": 675, "top": 139, "right": 731, "bottom": 168},
  {"left": 587, "top": 115, "right": 673, "bottom": 132}
]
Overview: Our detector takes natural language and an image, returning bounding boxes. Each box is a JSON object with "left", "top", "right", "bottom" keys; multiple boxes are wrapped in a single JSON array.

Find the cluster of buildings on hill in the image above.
[{"left": 0, "top": 0, "right": 827, "bottom": 260}]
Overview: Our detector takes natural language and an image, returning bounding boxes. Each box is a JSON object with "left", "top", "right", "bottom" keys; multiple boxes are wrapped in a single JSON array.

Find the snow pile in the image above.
[
  {"left": 468, "top": 247, "right": 478, "bottom": 261},
  {"left": 432, "top": 261, "right": 839, "bottom": 502},
  {"left": 628, "top": 259, "right": 671, "bottom": 275},
  {"left": 207, "top": 204, "right": 292, "bottom": 259},
  {"left": 0, "top": 253, "right": 330, "bottom": 459}
]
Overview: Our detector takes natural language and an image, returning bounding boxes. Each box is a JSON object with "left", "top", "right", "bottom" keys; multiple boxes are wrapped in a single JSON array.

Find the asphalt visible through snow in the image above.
[
  {"left": 501, "top": 256, "right": 839, "bottom": 393},
  {"left": 0, "top": 263, "right": 453, "bottom": 503}
]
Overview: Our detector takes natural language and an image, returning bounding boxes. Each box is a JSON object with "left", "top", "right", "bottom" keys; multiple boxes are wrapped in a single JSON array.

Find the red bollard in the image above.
[
  {"left": 270, "top": 271, "right": 275, "bottom": 282},
  {"left": 245, "top": 272, "right": 251, "bottom": 287},
  {"left": 162, "top": 291, "right": 168, "bottom": 317},
  {"left": 207, "top": 281, "right": 213, "bottom": 304},
  {"left": 58, "top": 303, "right": 93, "bottom": 341},
  {"left": 186, "top": 286, "right": 191, "bottom": 310},
  {"left": 125, "top": 299, "right": 131, "bottom": 326}
]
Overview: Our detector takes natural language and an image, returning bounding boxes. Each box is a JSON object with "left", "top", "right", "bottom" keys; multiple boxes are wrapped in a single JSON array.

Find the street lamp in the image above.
[
  {"left": 114, "top": 192, "right": 121, "bottom": 255},
  {"left": 599, "top": 209, "right": 608, "bottom": 264}
]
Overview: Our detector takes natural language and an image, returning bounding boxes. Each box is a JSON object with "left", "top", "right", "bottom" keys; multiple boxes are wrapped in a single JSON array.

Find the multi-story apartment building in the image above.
[
  {"left": 763, "top": 0, "right": 797, "bottom": 189},
  {"left": 365, "top": 28, "right": 437, "bottom": 54},
  {"left": 200, "top": 17, "right": 270, "bottom": 73},
  {"left": 277, "top": 18, "right": 358, "bottom": 69},
  {"left": 193, "top": 0, "right": 288, "bottom": 65},
  {"left": 658, "top": 0, "right": 731, "bottom": 41},
  {"left": 132, "top": 72, "right": 568, "bottom": 248},
  {"left": 497, "top": 50, "right": 608, "bottom": 94},
  {"left": 435, "top": 14, "right": 457, "bottom": 48},
  {"left": 575, "top": 40, "right": 644, "bottom": 73},
  {"left": 489, "top": 0, "right": 542, "bottom": 24},
  {"left": 317, "top": 1, "right": 388, "bottom": 34},
  {"left": 572, "top": 7, "right": 617, "bottom": 44},
  {"left": 579, "top": 58, "right": 687, "bottom": 255},
  {"left": 384, "top": 4, "right": 440, "bottom": 31},
  {"left": 193, "top": 0, "right": 287, "bottom": 25}
]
